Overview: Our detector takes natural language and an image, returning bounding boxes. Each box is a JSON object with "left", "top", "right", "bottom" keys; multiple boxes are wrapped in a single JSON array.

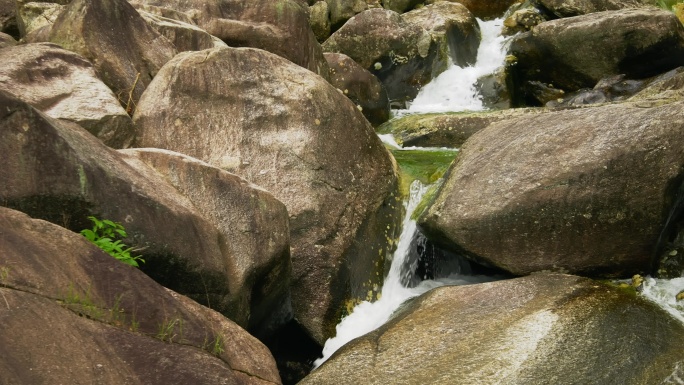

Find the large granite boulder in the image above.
[
  {"left": 322, "top": 8, "right": 441, "bottom": 107},
  {"left": 0, "top": 90, "right": 291, "bottom": 336},
  {"left": 508, "top": 9, "right": 684, "bottom": 106},
  {"left": 309, "top": 1, "right": 331, "bottom": 42},
  {"left": 381, "top": 0, "right": 421, "bottom": 13},
  {"left": 531, "top": 0, "right": 656, "bottom": 18},
  {"left": 0, "top": 43, "right": 135, "bottom": 148},
  {"left": 47, "top": 0, "right": 177, "bottom": 113},
  {"left": 425, "top": 0, "right": 520, "bottom": 19},
  {"left": 325, "top": 52, "right": 390, "bottom": 127},
  {"left": 302, "top": 273, "right": 684, "bottom": 384},
  {"left": 138, "top": 10, "right": 227, "bottom": 52},
  {"left": 16, "top": 1, "right": 64, "bottom": 37},
  {"left": 377, "top": 107, "right": 544, "bottom": 148},
  {"left": 0, "top": 0, "right": 16, "bottom": 37},
  {"left": 418, "top": 100, "right": 684, "bottom": 277},
  {"left": 402, "top": 1, "right": 480, "bottom": 68},
  {"left": 128, "top": 0, "right": 330, "bottom": 79},
  {"left": 0, "top": 206, "right": 281, "bottom": 385},
  {"left": 0, "top": 31, "right": 15, "bottom": 48},
  {"left": 328, "top": 0, "right": 368, "bottom": 31},
  {"left": 133, "top": 47, "right": 400, "bottom": 344}
]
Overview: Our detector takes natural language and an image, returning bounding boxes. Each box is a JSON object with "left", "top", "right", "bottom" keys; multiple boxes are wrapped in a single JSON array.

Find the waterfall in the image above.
[
  {"left": 641, "top": 277, "right": 684, "bottom": 323},
  {"left": 405, "top": 18, "right": 508, "bottom": 114},
  {"left": 312, "top": 18, "right": 509, "bottom": 369}
]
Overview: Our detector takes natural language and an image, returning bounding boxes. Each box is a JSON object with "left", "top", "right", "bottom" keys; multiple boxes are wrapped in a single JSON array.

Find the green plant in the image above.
[
  {"left": 157, "top": 317, "right": 184, "bottom": 343},
  {"left": 80, "top": 216, "right": 144, "bottom": 267},
  {"left": 61, "top": 283, "right": 106, "bottom": 319},
  {"left": 210, "top": 334, "right": 225, "bottom": 356},
  {"left": 656, "top": 0, "right": 682, "bottom": 11}
]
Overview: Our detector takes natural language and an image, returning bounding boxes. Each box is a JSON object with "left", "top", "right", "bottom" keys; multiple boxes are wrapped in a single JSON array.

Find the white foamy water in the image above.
[
  {"left": 641, "top": 276, "right": 684, "bottom": 324},
  {"left": 404, "top": 18, "right": 508, "bottom": 114},
  {"left": 313, "top": 181, "right": 495, "bottom": 368}
]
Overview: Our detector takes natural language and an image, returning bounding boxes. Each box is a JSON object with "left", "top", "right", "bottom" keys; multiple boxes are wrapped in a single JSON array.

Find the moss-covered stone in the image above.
[{"left": 389, "top": 148, "right": 458, "bottom": 196}]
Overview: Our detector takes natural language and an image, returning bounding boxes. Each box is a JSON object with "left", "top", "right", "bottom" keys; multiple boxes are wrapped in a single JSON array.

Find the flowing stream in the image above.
[
  {"left": 314, "top": 19, "right": 509, "bottom": 367},
  {"left": 313, "top": 15, "right": 684, "bottom": 370}
]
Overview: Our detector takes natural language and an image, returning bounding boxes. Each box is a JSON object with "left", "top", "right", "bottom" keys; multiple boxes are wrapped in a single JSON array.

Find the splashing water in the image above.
[
  {"left": 313, "top": 181, "right": 495, "bottom": 368},
  {"left": 405, "top": 18, "right": 508, "bottom": 114},
  {"left": 641, "top": 276, "right": 684, "bottom": 324}
]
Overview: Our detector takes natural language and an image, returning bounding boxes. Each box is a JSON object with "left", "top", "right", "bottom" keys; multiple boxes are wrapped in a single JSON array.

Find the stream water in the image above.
[{"left": 313, "top": 16, "right": 684, "bottom": 369}]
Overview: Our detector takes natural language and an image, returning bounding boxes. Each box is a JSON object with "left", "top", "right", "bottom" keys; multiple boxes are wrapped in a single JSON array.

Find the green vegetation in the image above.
[
  {"left": 157, "top": 317, "right": 184, "bottom": 343},
  {"left": 656, "top": 0, "right": 683, "bottom": 11},
  {"left": 80, "top": 216, "right": 144, "bottom": 267},
  {"left": 390, "top": 148, "right": 458, "bottom": 196}
]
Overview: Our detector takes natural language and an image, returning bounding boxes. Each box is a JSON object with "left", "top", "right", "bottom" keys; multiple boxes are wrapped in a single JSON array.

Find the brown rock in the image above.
[
  {"left": 532, "top": 0, "right": 655, "bottom": 18},
  {"left": 418, "top": 100, "right": 684, "bottom": 277},
  {"left": 508, "top": 9, "right": 684, "bottom": 106},
  {"left": 0, "top": 43, "right": 135, "bottom": 148},
  {"left": 16, "top": 1, "right": 64, "bottom": 37},
  {"left": 0, "top": 31, "right": 16, "bottom": 48},
  {"left": 328, "top": 0, "right": 368, "bottom": 30},
  {"left": 425, "top": 0, "right": 521, "bottom": 19},
  {"left": 129, "top": 0, "right": 330, "bottom": 79},
  {"left": 302, "top": 274, "right": 684, "bottom": 385},
  {"left": 0, "top": 90, "right": 291, "bottom": 335},
  {"left": 138, "top": 10, "right": 227, "bottom": 52},
  {"left": 0, "top": 206, "right": 281, "bottom": 384},
  {"left": 133, "top": 47, "right": 400, "bottom": 344},
  {"left": 322, "top": 8, "right": 442, "bottom": 107},
  {"left": 402, "top": 1, "right": 480, "bottom": 67},
  {"left": 325, "top": 52, "right": 390, "bottom": 126},
  {"left": 377, "top": 107, "right": 544, "bottom": 148},
  {"left": 48, "top": 0, "right": 177, "bottom": 114}
]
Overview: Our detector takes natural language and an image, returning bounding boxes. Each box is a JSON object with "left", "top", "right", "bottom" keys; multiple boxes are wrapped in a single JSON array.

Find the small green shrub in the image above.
[
  {"left": 656, "top": 0, "right": 682, "bottom": 11},
  {"left": 80, "top": 216, "right": 144, "bottom": 267}
]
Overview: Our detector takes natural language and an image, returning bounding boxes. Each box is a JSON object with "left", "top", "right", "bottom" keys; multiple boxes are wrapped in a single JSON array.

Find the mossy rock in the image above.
[{"left": 389, "top": 148, "right": 458, "bottom": 196}]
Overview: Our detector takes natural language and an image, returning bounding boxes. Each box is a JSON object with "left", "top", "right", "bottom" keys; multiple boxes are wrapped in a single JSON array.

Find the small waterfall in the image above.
[
  {"left": 641, "top": 277, "right": 684, "bottom": 323},
  {"left": 313, "top": 181, "right": 495, "bottom": 368},
  {"left": 405, "top": 18, "right": 508, "bottom": 114},
  {"left": 313, "top": 181, "right": 430, "bottom": 368},
  {"left": 312, "top": 18, "right": 510, "bottom": 369}
]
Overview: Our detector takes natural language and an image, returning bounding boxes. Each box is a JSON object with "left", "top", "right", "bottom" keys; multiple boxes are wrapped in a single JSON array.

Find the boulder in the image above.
[
  {"left": 629, "top": 66, "right": 684, "bottom": 103},
  {"left": 0, "top": 206, "right": 281, "bottom": 385},
  {"left": 138, "top": 10, "right": 227, "bottom": 52},
  {"left": 377, "top": 107, "right": 544, "bottom": 148},
  {"left": 402, "top": 1, "right": 480, "bottom": 68},
  {"left": 0, "top": 0, "right": 16, "bottom": 37},
  {"left": 322, "top": 8, "right": 441, "bottom": 107},
  {"left": 531, "top": 0, "right": 656, "bottom": 18},
  {"left": 381, "top": 0, "right": 421, "bottom": 13},
  {"left": 328, "top": 0, "right": 368, "bottom": 31},
  {"left": 302, "top": 274, "right": 684, "bottom": 385},
  {"left": 502, "top": 7, "right": 545, "bottom": 36},
  {"left": 16, "top": 1, "right": 64, "bottom": 37},
  {"left": 48, "top": 0, "right": 177, "bottom": 114},
  {"left": 133, "top": 47, "right": 400, "bottom": 344},
  {"left": 0, "top": 43, "right": 135, "bottom": 148},
  {"left": 325, "top": 52, "right": 390, "bottom": 126},
  {"left": 0, "top": 90, "right": 292, "bottom": 336},
  {"left": 0, "top": 31, "right": 16, "bottom": 48},
  {"left": 425, "top": 0, "right": 520, "bottom": 19},
  {"left": 309, "top": 1, "right": 331, "bottom": 42},
  {"left": 508, "top": 9, "right": 684, "bottom": 106},
  {"left": 128, "top": 0, "right": 330, "bottom": 79},
  {"left": 418, "top": 100, "right": 684, "bottom": 277}
]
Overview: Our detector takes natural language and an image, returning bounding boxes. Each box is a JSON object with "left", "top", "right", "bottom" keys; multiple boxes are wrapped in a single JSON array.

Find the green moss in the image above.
[
  {"left": 390, "top": 148, "right": 458, "bottom": 196},
  {"left": 411, "top": 181, "right": 443, "bottom": 221}
]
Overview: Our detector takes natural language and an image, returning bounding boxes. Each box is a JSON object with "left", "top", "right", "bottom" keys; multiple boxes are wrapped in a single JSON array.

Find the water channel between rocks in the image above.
[{"left": 313, "top": 17, "right": 684, "bottom": 368}]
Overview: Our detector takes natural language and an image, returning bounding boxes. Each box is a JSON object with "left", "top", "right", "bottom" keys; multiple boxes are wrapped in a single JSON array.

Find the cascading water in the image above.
[
  {"left": 313, "top": 181, "right": 494, "bottom": 368},
  {"left": 313, "top": 18, "right": 510, "bottom": 369},
  {"left": 313, "top": 15, "right": 684, "bottom": 371},
  {"left": 405, "top": 18, "right": 508, "bottom": 114}
]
